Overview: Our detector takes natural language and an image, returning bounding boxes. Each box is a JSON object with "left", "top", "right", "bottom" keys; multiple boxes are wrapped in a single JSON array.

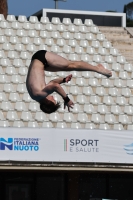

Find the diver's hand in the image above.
[{"left": 64, "top": 100, "right": 74, "bottom": 112}]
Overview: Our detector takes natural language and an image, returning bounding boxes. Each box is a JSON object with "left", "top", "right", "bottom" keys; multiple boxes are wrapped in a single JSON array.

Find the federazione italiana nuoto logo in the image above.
[
  {"left": 0, "top": 137, "right": 40, "bottom": 151},
  {"left": 64, "top": 139, "right": 99, "bottom": 153}
]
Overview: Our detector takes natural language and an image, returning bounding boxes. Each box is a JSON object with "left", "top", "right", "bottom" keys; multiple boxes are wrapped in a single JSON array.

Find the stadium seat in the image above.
[
  {"left": 68, "top": 24, "right": 78, "bottom": 32},
  {"left": 56, "top": 24, "right": 66, "bottom": 32},
  {"left": 127, "top": 79, "right": 133, "bottom": 88},
  {"left": 109, "top": 87, "right": 120, "bottom": 96},
  {"left": 0, "top": 120, "right": 10, "bottom": 127},
  {"left": 74, "top": 32, "right": 84, "bottom": 40},
  {"left": 89, "top": 78, "right": 99, "bottom": 87},
  {"left": 0, "top": 74, "right": 9, "bottom": 83},
  {"left": 121, "top": 87, "right": 131, "bottom": 97},
  {"left": 28, "top": 121, "right": 39, "bottom": 128},
  {"left": 86, "top": 46, "right": 96, "bottom": 54},
  {"left": 1, "top": 58, "right": 11, "bottom": 67},
  {"left": 40, "top": 30, "right": 50, "bottom": 39},
  {"left": 0, "top": 35, "right": 7, "bottom": 44},
  {"left": 77, "top": 113, "right": 89, "bottom": 123},
  {"left": 84, "top": 19, "right": 93, "bottom": 26},
  {"left": 8, "top": 50, "right": 19, "bottom": 59},
  {"left": 76, "top": 94, "right": 88, "bottom": 104},
  {"left": 56, "top": 122, "right": 68, "bottom": 128},
  {"left": 99, "top": 123, "right": 111, "bottom": 130},
  {"left": 9, "top": 92, "right": 20, "bottom": 102},
  {"left": 96, "top": 86, "right": 106, "bottom": 96},
  {"left": 51, "top": 45, "right": 61, "bottom": 53},
  {"left": 63, "top": 113, "right": 76, "bottom": 122},
  {"left": 105, "top": 114, "right": 116, "bottom": 124},
  {"left": 84, "top": 104, "right": 95, "bottom": 114},
  {"left": 15, "top": 101, "right": 27, "bottom": 111},
  {"left": 103, "top": 95, "right": 114, "bottom": 105},
  {"left": 49, "top": 113, "right": 61, "bottom": 122},
  {"left": 12, "top": 21, "right": 21, "bottom": 29},
  {"left": 11, "top": 75, "right": 22, "bottom": 84},
  {"left": 110, "top": 47, "right": 119, "bottom": 56},
  {"left": 62, "top": 18, "right": 72, "bottom": 25},
  {"left": 51, "top": 17, "right": 61, "bottom": 25},
  {"left": 0, "top": 21, "right": 10, "bottom": 29},
  {"left": 0, "top": 14, "right": 5, "bottom": 21},
  {"left": 5, "top": 28, "right": 15, "bottom": 37},
  {"left": 97, "top": 33, "right": 106, "bottom": 41},
  {"left": 42, "top": 121, "right": 53, "bottom": 128},
  {"left": 20, "top": 51, "right": 30, "bottom": 59},
  {"left": 23, "top": 22, "right": 33, "bottom": 30},
  {"left": 76, "top": 77, "right": 87, "bottom": 86},
  {"left": 7, "top": 111, "right": 19, "bottom": 121},
  {"left": 22, "top": 36, "right": 31, "bottom": 45},
  {"left": 63, "top": 45, "right": 72, "bottom": 54},
  {"left": 117, "top": 55, "right": 126, "bottom": 64},
  {"left": 114, "top": 78, "right": 125, "bottom": 88},
  {"left": 124, "top": 105, "right": 133, "bottom": 115},
  {"left": 98, "top": 104, "right": 109, "bottom": 114},
  {"left": 113, "top": 124, "right": 124, "bottom": 130},
  {"left": 103, "top": 41, "right": 112, "bottom": 48},
  {"left": 91, "top": 113, "right": 103, "bottom": 123},
  {"left": 72, "top": 104, "right": 82, "bottom": 113},
  {"left": 17, "top": 83, "right": 27, "bottom": 93},
  {"left": 21, "top": 111, "right": 33, "bottom": 121},
  {"left": 22, "top": 93, "right": 32, "bottom": 102},
  {"left": 3, "top": 83, "right": 15, "bottom": 93},
  {"left": 33, "top": 37, "right": 42, "bottom": 46},
  {"left": 51, "top": 31, "right": 61, "bottom": 39},
  {"left": 98, "top": 47, "right": 108, "bottom": 55},
  {"left": 85, "top": 123, "right": 96, "bottom": 129},
  {"left": 101, "top": 78, "right": 113, "bottom": 87},
  {"left": 85, "top": 32, "right": 95, "bottom": 40},
  {"left": 45, "top": 38, "right": 54, "bottom": 46},
  {"left": 75, "top": 46, "right": 85, "bottom": 54},
  {"left": 18, "top": 15, "right": 27, "bottom": 22},
  {"left": 45, "top": 23, "right": 55, "bottom": 31},
  {"left": 68, "top": 53, "right": 80, "bottom": 61},
  {"left": 7, "top": 14, "right": 16, "bottom": 22},
  {"left": 119, "top": 114, "right": 130, "bottom": 124},
  {"left": 18, "top": 67, "right": 28, "bottom": 76},
  {"left": 28, "top": 30, "right": 38, "bottom": 38},
  {"left": 111, "top": 105, "right": 122, "bottom": 115},
  {"left": 34, "top": 22, "right": 43, "bottom": 31},
  {"left": 0, "top": 92, "right": 7, "bottom": 101},
  {"left": 40, "top": 17, "right": 50, "bottom": 24},
  {"left": 10, "top": 36, "right": 19, "bottom": 44},
  {"left": 71, "top": 122, "right": 82, "bottom": 129},
  {"left": 35, "top": 111, "right": 48, "bottom": 122},
  {"left": 15, "top": 43, "right": 25, "bottom": 51},
  {"left": 112, "top": 63, "right": 122, "bottom": 72},
  {"left": 105, "top": 55, "right": 114, "bottom": 63},
  {"left": 90, "top": 26, "right": 99, "bottom": 34},
  {"left": 74, "top": 18, "right": 83, "bottom": 26},
  {"left": 29, "top": 16, "right": 38, "bottom": 23},
  {"left": 27, "top": 44, "right": 37, "bottom": 52},
  {"left": 13, "top": 58, "right": 24, "bottom": 68},
  {"left": 1, "top": 101, "right": 13, "bottom": 111},
  {"left": 13, "top": 120, "right": 25, "bottom": 127},
  {"left": 16, "top": 29, "right": 27, "bottom": 37},
  {"left": 29, "top": 102, "right": 39, "bottom": 112},
  {"left": 91, "top": 40, "right": 100, "bottom": 48},
  {"left": 116, "top": 96, "right": 127, "bottom": 105},
  {"left": 78, "top": 25, "right": 88, "bottom": 33},
  {"left": 93, "top": 54, "right": 103, "bottom": 62},
  {"left": 80, "top": 39, "right": 89, "bottom": 47},
  {"left": 119, "top": 71, "right": 129, "bottom": 79},
  {"left": 124, "top": 63, "right": 133, "bottom": 72},
  {"left": 90, "top": 95, "right": 101, "bottom": 105},
  {"left": 83, "top": 86, "right": 94, "bottom": 96},
  {"left": 70, "top": 85, "right": 81, "bottom": 95}
]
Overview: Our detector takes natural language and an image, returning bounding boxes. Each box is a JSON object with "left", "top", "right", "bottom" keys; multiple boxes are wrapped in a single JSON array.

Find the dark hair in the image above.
[{"left": 40, "top": 98, "right": 61, "bottom": 114}]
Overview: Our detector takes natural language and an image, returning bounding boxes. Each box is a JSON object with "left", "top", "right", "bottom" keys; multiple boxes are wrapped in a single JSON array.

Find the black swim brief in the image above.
[{"left": 31, "top": 50, "right": 49, "bottom": 68}]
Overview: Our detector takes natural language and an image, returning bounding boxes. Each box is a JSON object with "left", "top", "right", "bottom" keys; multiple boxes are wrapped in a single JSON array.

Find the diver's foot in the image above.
[{"left": 96, "top": 64, "right": 112, "bottom": 78}]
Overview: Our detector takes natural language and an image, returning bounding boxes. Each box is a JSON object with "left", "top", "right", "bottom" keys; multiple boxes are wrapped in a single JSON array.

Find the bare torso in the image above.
[{"left": 26, "top": 59, "right": 46, "bottom": 100}]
